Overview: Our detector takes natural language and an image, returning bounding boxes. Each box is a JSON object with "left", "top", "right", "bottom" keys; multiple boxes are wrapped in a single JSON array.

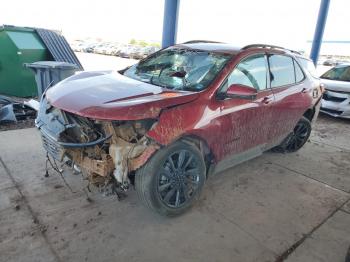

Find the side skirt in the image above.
[{"left": 211, "top": 134, "right": 287, "bottom": 175}]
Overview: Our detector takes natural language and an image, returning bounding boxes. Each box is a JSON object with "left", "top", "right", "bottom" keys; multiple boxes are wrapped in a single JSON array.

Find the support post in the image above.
[
  {"left": 162, "top": 0, "right": 180, "bottom": 48},
  {"left": 310, "top": 0, "right": 330, "bottom": 65}
]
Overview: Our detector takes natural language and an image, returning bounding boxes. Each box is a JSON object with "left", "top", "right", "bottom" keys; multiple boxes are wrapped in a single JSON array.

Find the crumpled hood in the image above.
[
  {"left": 46, "top": 71, "right": 199, "bottom": 120},
  {"left": 321, "top": 78, "right": 350, "bottom": 93}
]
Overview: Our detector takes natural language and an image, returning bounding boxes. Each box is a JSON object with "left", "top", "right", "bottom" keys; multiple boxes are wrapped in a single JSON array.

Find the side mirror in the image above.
[{"left": 221, "top": 84, "right": 257, "bottom": 100}]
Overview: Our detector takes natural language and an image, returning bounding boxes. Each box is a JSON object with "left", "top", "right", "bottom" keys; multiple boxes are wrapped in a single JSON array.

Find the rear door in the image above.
[{"left": 266, "top": 53, "right": 311, "bottom": 144}]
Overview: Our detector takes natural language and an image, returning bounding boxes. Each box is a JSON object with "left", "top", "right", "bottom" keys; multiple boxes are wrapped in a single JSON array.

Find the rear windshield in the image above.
[
  {"left": 321, "top": 66, "right": 350, "bottom": 82},
  {"left": 123, "top": 47, "right": 231, "bottom": 91}
]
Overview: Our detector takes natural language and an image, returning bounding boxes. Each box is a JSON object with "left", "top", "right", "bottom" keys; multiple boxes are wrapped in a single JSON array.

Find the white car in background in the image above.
[{"left": 320, "top": 64, "right": 350, "bottom": 119}]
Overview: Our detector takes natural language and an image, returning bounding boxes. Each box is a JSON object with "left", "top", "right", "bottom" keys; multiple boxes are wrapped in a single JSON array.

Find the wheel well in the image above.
[
  {"left": 179, "top": 135, "right": 214, "bottom": 167},
  {"left": 303, "top": 108, "right": 315, "bottom": 122}
]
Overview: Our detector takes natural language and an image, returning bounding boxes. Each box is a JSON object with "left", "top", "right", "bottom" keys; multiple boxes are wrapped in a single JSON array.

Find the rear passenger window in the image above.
[
  {"left": 269, "top": 55, "right": 295, "bottom": 87},
  {"left": 294, "top": 60, "right": 304, "bottom": 82}
]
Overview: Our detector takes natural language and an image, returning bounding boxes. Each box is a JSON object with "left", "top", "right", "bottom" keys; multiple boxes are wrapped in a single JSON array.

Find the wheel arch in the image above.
[
  {"left": 175, "top": 134, "right": 215, "bottom": 177},
  {"left": 303, "top": 107, "right": 315, "bottom": 122}
]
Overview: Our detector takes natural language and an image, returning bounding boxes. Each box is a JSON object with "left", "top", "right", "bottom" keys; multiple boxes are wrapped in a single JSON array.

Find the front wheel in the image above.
[
  {"left": 274, "top": 116, "right": 312, "bottom": 153},
  {"left": 135, "top": 141, "right": 206, "bottom": 216}
]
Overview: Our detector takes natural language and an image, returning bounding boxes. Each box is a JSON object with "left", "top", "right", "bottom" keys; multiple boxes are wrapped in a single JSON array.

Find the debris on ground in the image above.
[
  {"left": 0, "top": 104, "right": 17, "bottom": 123},
  {"left": 0, "top": 95, "right": 38, "bottom": 131},
  {"left": 24, "top": 99, "right": 40, "bottom": 111}
]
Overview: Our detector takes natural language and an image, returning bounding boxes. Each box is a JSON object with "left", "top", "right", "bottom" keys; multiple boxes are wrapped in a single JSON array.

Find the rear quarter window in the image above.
[
  {"left": 294, "top": 60, "right": 305, "bottom": 82},
  {"left": 298, "top": 57, "right": 319, "bottom": 78}
]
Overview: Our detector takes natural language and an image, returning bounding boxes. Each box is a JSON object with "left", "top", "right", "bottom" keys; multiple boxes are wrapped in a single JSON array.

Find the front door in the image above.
[{"left": 211, "top": 53, "right": 275, "bottom": 170}]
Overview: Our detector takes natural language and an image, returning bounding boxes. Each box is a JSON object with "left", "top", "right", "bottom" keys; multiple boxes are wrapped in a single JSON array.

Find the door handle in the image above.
[
  {"left": 301, "top": 88, "right": 308, "bottom": 93},
  {"left": 262, "top": 96, "right": 272, "bottom": 104}
]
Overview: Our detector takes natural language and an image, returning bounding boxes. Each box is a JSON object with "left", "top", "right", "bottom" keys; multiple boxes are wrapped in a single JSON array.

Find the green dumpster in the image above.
[{"left": 0, "top": 25, "right": 52, "bottom": 97}]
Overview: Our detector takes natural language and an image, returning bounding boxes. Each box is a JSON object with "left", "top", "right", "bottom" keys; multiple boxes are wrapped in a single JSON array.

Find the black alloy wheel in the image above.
[
  {"left": 135, "top": 141, "right": 206, "bottom": 216},
  {"left": 286, "top": 120, "right": 310, "bottom": 151},
  {"left": 276, "top": 116, "right": 312, "bottom": 153},
  {"left": 157, "top": 150, "right": 200, "bottom": 208}
]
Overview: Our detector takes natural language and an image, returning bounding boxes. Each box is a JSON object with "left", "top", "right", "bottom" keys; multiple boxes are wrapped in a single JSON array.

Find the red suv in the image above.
[{"left": 36, "top": 42, "right": 322, "bottom": 216}]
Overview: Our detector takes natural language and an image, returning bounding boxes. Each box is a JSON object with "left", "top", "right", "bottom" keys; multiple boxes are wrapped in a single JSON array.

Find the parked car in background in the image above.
[
  {"left": 119, "top": 46, "right": 134, "bottom": 58},
  {"left": 323, "top": 59, "right": 337, "bottom": 66},
  {"left": 36, "top": 42, "right": 322, "bottom": 216},
  {"left": 104, "top": 44, "right": 118, "bottom": 55},
  {"left": 320, "top": 64, "right": 350, "bottom": 118},
  {"left": 142, "top": 46, "right": 160, "bottom": 58},
  {"left": 70, "top": 41, "right": 84, "bottom": 52},
  {"left": 128, "top": 46, "right": 144, "bottom": 59},
  {"left": 82, "top": 43, "right": 98, "bottom": 53},
  {"left": 70, "top": 39, "right": 160, "bottom": 59},
  {"left": 93, "top": 44, "right": 107, "bottom": 54},
  {"left": 110, "top": 45, "right": 121, "bottom": 56},
  {"left": 112, "top": 44, "right": 126, "bottom": 56}
]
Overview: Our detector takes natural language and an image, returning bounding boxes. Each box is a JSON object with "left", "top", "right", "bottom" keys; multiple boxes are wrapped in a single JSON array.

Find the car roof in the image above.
[
  {"left": 174, "top": 42, "right": 307, "bottom": 59},
  {"left": 175, "top": 42, "right": 241, "bottom": 55}
]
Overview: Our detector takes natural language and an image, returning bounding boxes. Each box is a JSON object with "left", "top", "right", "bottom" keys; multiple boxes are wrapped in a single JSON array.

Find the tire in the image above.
[
  {"left": 135, "top": 141, "right": 206, "bottom": 216},
  {"left": 274, "top": 116, "right": 312, "bottom": 153},
  {"left": 346, "top": 245, "right": 350, "bottom": 262}
]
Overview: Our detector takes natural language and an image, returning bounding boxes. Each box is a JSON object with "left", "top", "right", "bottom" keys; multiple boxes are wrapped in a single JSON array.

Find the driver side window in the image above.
[{"left": 224, "top": 54, "right": 268, "bottom": 92}]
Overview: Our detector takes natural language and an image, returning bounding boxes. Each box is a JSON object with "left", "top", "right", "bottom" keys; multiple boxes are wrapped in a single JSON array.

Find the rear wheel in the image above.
[
  {"left": 135, "top": 141, "right": 206, "bottom": 216},
  {"left": 274, "top": 116, "right": 311, "bottom": 153}
]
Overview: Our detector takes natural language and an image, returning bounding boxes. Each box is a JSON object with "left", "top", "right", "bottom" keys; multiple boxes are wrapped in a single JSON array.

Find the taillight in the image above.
[{"left": 320, "top": 83, "right": 325, "bottom": 94}]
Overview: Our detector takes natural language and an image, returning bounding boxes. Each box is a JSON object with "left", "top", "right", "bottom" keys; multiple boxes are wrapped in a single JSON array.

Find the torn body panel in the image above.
[{"left": 36, "top": 96, "right": 159, "bottom": 190}]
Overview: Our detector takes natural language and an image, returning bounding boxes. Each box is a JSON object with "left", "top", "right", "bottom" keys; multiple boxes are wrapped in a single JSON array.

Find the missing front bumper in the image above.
[{"left": 36, "top": 96, "right": 159, "bottom": 190}]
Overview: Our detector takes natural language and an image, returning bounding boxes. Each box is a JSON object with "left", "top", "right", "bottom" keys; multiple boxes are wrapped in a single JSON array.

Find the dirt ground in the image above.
[{"left": 0, "top": 113, "right": 349, "bottom": 262}]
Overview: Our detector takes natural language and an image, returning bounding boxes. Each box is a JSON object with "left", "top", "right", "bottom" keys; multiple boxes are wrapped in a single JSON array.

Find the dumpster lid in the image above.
[
  {"left": 35, "top": 28, "right": 84, "bottom": 70},
  {"left": 1, "top": 25, "right": 84, "bottom": 70},
  {"left": 24, "top": 61, "right": 78, "bottom": 69}
]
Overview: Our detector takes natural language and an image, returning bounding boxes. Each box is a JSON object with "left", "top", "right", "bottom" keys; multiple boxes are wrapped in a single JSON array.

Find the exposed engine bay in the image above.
[{"left": 36, "top": 96, "right": 159, "bottom": 194}]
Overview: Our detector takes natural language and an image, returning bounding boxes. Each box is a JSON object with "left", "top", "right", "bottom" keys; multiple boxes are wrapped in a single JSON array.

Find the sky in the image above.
[{"left": 1, "top": 0, "right": 349, "bottom": 55}]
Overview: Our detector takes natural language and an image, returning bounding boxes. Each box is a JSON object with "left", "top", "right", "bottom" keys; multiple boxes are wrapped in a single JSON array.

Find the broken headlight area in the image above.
[{"left": 36, "top": 97, "right": 159, "bottom": 196}]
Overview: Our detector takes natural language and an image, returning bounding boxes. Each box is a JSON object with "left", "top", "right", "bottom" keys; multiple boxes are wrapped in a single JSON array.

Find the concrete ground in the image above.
[{"left": 0, "top": 113, "right": 349, "bottom": 262}]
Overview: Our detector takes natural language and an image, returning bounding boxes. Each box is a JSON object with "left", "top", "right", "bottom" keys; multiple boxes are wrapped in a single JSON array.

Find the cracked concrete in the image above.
[{"left": 0, "top": 113, "right": 349, "bottom": 262}]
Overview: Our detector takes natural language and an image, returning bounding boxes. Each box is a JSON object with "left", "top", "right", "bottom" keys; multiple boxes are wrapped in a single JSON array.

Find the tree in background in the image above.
[
  {"left": 129, "top": 39, "right": 160, "bottom": 48},
  {"left": 129, "top": 39, "right": 137, "bottom": 45}
]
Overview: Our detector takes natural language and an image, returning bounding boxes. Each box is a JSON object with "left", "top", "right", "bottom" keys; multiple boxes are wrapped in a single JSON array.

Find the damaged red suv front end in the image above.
[
  {"left": 36, "top": 69, "right": 200, "bottom": 187},
  {"left": 36, "top": 42, "right": 322, "bottom": 215}
]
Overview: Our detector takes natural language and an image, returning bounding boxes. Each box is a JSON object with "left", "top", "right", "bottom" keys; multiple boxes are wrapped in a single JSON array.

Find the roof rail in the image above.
[
  {"left": 182, "top": 40, "right": 223, "bottom": 44},
  {"left": 241, "top": 44, "right": 301, "bottom": 55}
]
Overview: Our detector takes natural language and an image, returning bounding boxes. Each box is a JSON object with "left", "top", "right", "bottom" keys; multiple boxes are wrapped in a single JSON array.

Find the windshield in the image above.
[
  {"left": 123, "top": 47, "right": 231, "bottom": 91},
  {"left": 321, "top": 66, "right": 350, "bottom": 82}
]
